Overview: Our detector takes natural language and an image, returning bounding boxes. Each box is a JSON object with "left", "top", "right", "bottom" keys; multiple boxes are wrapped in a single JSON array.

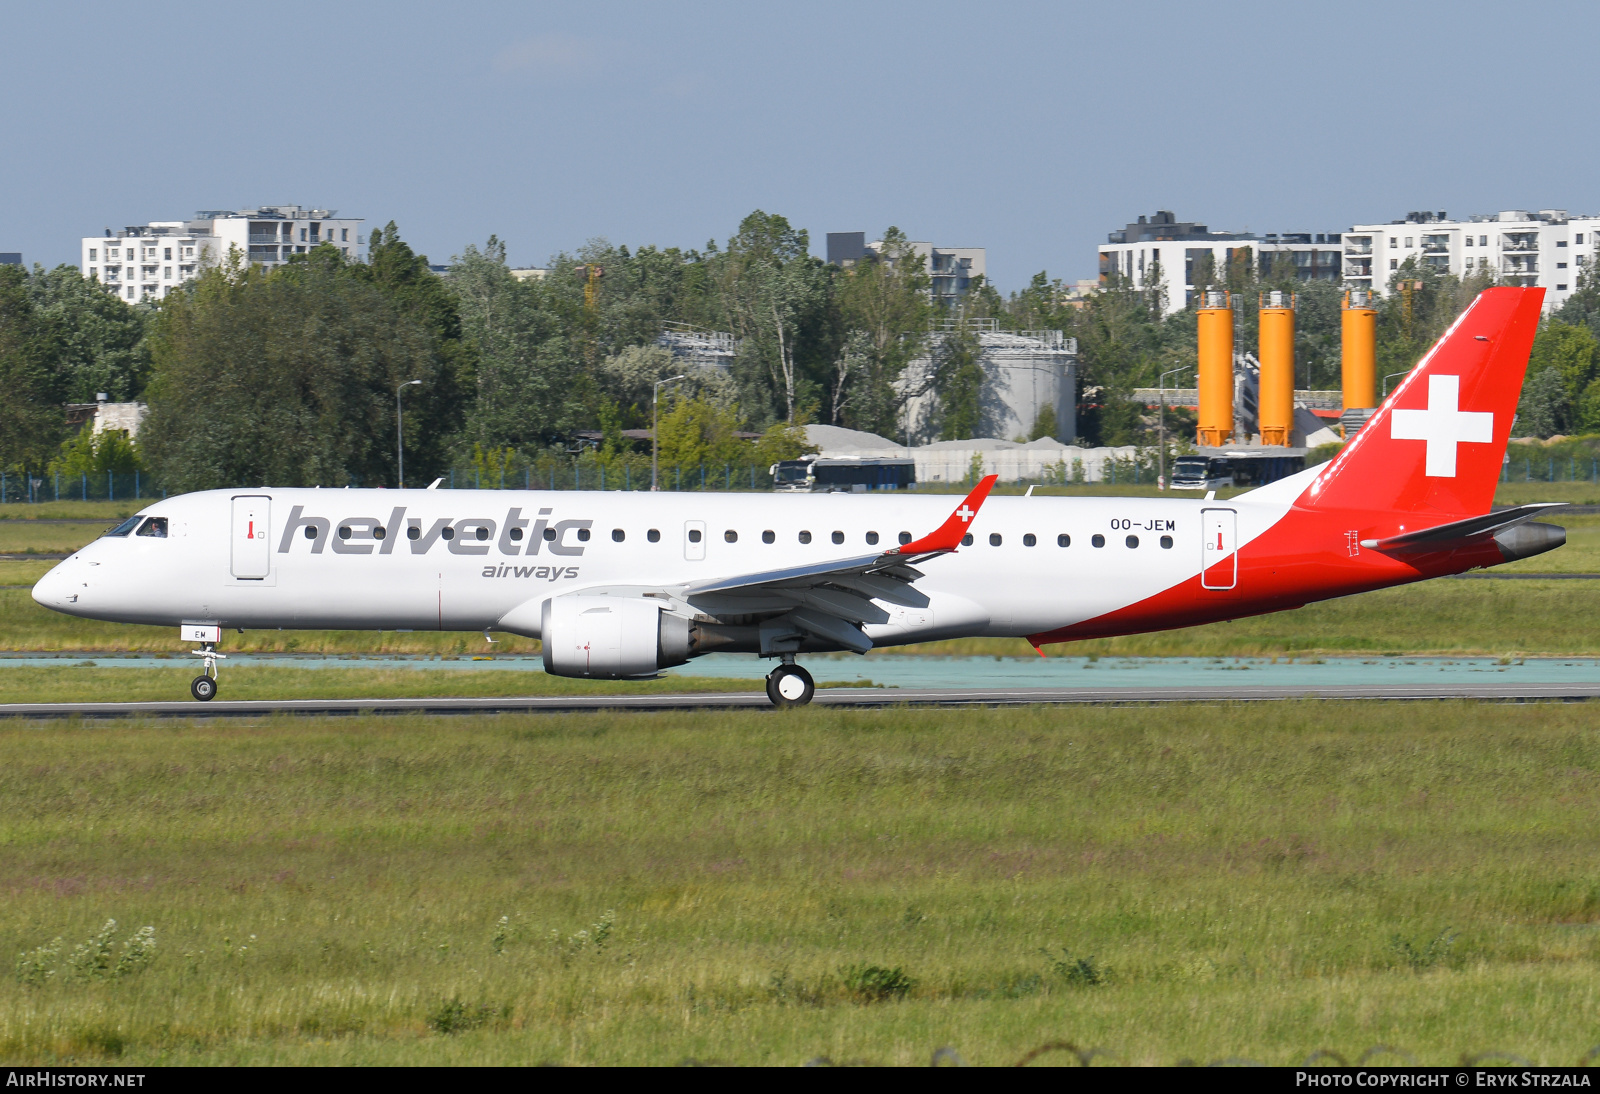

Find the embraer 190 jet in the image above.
[{"left": 33, "top": 287, "right": 1564, "bottom": 706}]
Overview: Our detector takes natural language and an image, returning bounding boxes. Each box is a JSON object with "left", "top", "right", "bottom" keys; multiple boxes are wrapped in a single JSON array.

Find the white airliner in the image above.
[{"left": 32, "top": 287, "right": 1564, "bottom": 706}]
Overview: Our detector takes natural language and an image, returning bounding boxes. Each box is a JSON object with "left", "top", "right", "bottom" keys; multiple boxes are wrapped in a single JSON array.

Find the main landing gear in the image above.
[
  {"left": 191, "top": 642, "right": 224, "bottom": 702},
  {"left": 765, "top": 661, "right": 815, "bottom": 708}
]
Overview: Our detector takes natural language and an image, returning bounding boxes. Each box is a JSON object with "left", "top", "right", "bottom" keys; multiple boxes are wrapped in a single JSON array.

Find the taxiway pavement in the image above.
[{"left": 3, "top": 682, "right": 1599, "bottom": 719}]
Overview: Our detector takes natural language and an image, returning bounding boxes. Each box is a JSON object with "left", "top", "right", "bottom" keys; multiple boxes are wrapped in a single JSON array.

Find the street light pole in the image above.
[
  {"left": 1157, "top": 365, "right": 1191, "bottom": 491},
  {"left": 396, "top": 379, "right": 422, "bottom": 487},
  {"left": 651, "top": 374, "right": 687, "bottom": 491}
]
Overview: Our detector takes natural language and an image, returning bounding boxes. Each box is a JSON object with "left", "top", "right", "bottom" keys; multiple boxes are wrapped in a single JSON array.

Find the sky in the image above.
[{"left": 5, "top": 0, "right": 1600, "bottom": 292}]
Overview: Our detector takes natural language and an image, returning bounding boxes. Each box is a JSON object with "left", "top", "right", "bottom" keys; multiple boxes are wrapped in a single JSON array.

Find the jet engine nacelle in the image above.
[{"left": 540, "top": 595, "right": 691, "bottom": 679}]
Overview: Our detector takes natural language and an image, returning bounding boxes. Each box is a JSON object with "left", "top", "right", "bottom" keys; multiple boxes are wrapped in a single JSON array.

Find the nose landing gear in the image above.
[
  {"left": 765, "top": 661, "right": 815, "bottom": 708},
  {"left": 190, "top": 642, "right": 224, "bottom": 702}
]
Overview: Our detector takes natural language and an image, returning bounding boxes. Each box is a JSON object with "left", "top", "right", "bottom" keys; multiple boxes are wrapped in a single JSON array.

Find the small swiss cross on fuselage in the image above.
[{"left": 956, "top": 506, "right": 975, "bottom": 522}]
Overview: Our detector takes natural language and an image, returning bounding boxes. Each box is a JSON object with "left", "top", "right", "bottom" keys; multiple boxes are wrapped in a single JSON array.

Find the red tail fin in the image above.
[{"left": 1302, "top": 286, "right": 1544, "bottom": 519}]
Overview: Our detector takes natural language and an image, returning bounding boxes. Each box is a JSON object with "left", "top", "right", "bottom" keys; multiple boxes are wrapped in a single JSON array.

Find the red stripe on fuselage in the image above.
[{"left": 1027, "top": 503, "right": 1505, "bottom": 645}]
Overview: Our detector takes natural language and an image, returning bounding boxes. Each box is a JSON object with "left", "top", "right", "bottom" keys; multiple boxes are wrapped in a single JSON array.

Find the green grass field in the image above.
[
  {"left": 0, "top": 666, "right": 768, "bottom": 704},
  {"left": 1, "top": 701, "right": 1596, "bottom": 1065}
]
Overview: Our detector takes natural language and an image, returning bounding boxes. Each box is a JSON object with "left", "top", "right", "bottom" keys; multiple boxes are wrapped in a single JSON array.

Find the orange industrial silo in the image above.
[
  {"left": 1196, "top": 290, "right": 1233, "bottom": 447},
  {"left": 1341, "top": 289, "right": 1377, "bottom": 413},
  {"left": 1258, "top": 291, "right": 1295, "bottom": 446}
]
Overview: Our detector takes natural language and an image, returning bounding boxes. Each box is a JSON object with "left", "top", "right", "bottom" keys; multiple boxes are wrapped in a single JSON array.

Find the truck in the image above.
[
  {"left": 1170, "top": 455, "right": 1234, "bottom": 491},
  {"left": 770, "top": 455, "right": 917, "bottom": 493},
  {"left": 1170, "top": 451, "right": 1305, "bottom": 491}
]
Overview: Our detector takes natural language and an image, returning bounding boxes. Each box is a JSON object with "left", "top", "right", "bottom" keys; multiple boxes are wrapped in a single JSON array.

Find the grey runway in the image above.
[{"left": 3, "top": 681, "right": 1600, "bottom": 719}]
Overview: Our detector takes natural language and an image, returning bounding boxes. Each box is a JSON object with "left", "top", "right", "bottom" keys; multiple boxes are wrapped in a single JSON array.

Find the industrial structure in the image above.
[
  {"left": 0, "top": 253, "right": 19, "bottom": 266},
  {"left": 1186, "top": 288, "right": 1366, "bottom": 449},
  {"left": 827, "top": 232, "right": 987, "bottom": 305},
  {"left": 899, "top": 319, "right": 1077, "bottom": 444},
  {"left": 1257, "top": 291, "right": 1295, "bottom": 446},
  {"left": 1339, "top": 290, "right": 1377, "bottom": 435},
  {"left": 80, "top": 206, "right": 364, "bottom": 302},
  {"left": 1195, "top": 291, "right": 1234, "bottom": 447}
]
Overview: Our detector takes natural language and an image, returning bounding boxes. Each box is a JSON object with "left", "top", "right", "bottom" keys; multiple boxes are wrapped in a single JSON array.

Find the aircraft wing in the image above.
[
  {"left": 669, "top": 475, "right": 998, "bottom": 653},
  {"left": 536, "top": 476, "right": 997, "bottom": 655}
]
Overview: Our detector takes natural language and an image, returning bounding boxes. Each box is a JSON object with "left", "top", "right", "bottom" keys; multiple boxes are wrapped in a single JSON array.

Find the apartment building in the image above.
[
  {"left": 827, "top": 231, "right": 987, "bottom": 305},
  {"left": 1343, "top": 209, "right": 1598, "bottom": 308},
  {"left": 81, "top": 205, "right": 364, "bottom": 302},
  {"left": 1098, "top": 211, "right": 1345, "bottom": 317}
]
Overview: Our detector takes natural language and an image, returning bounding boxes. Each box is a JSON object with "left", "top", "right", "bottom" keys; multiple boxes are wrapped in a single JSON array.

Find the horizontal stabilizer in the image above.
[{"left": 1361, "top": 503, "right": 1566, "bottom": 552}]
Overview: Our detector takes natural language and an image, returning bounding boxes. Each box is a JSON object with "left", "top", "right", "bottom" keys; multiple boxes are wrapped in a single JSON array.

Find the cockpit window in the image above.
[
  {"left": 103, "top": 516, "right": 141, "bottom": 537},
  {"left": 135, "top": 517, "right": 168, "bottom": 538}
]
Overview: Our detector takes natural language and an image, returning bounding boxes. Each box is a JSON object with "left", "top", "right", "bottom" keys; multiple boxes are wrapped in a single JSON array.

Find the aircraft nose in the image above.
[{"left": 31, "top": 561, "right": 81, "bottom": 611}]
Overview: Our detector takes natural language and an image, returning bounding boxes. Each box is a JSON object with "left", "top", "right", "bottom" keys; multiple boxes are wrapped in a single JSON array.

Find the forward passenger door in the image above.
[{"left": 231, "top": 496, "right": 271, "bottom": 580}]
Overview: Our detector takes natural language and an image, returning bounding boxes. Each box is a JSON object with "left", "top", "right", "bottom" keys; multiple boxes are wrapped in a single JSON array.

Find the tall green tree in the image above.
[
  {"left": 934, "top": 325, "right": 984, "bottom": 441},
  {"left": 832, "top": 227, "right": 931, "bottom": 434},
  {"left": 1517, "top": 321, "right": 1600, "bottom": 436},
  {"left": 0, "top": 265, "right": 68, "bottom": 472},
  {"left": 451, "top": 237, "right": 589, "bottom": 450},
  {"left": 718, "top": 211, "right": 831, "bottom": 424},
  {"left": 26, "top": 264, "right": 149, "bottom": 401},
  {"left": 140, "top": 250, "right": 450, "bottom": 491},
  {"left": 1070, "top": 272, "right": 1163, "bottom": 445}
]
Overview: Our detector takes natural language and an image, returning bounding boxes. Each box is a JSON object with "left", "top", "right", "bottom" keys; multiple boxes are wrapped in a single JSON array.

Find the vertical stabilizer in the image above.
[{"left": 1301, "top": 287, "right": 1543, "bottom": 518}]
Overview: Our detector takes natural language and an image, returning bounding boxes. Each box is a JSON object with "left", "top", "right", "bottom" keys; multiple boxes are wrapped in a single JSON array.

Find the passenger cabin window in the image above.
[
  {"left": 612, "top": 529, "right": 625, "bottom": 542},
  {"left": 103, "top": 516, "right": 141, "bottom": 537},
  {"left": 647, "top": 529, "right": 661, "bottom": 543},
  {"left": 989, "top": 533, "right": 1002, "bottom": 546},
  {"left": 1023, "top": 533, "right": 1036, "bottom": 546},
  {"left": 479, "top": 526, "right": 493, "bottom": 541},
  {"left": 1160, "top": 535, "right": 1173, "bottom": 549},
  {"left": 407, "top": 526, "right": 420, "bottom": 540},
  {"left": 832, "top": 531, "right": 844, "bottom": 544},
  {"left": 1058, "top": 534, "right": 1070, "bottom": 547},
  {"left": 762, "top": 530, "right": 775, "bottom": 544},
  {"left": 961, "top": 533, "right": 973, "bottom": 546},
  {"left": 373, "top": 526, "right": 386, "bottom": 540},
  {"left": 865, "top": 531, "right": 879, "bottom": 545},
  {"left": 724, "top": 530, "right": 738, "bottom": 543},
  {"left": 338, "top": 525, "right": 352, "bottom": 540},
  {"left": 687, "top": 528, "right": 702, "bottom": 543},
  {"left": 1091, "top": 534, "right": 1105, "bottom": 548},
  {"left": 510, "top": 527, "right": 523, "bottom": 540},
  {"left": 307, "top": 525, "right": 321, "bottom": 539},
  {"left": 135, "top": 517, "right": 167, "bottom": 538},
  {"left": 1126, "top": 535, "right": 1139, "bottom": 548},
  {"left": 541, "top": 528, "right": 554, "bottom": 541},
  {"left": 799, "top": 531, "right": 812, "bottom": 544},
  {"left": 898, "top": 531, "right": 912, "bottom": 545}
]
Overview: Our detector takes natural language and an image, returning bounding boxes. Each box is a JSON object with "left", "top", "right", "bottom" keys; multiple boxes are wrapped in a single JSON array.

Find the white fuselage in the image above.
[{"left": 31, "top": 484, "right": 1298, "bottom": 647}]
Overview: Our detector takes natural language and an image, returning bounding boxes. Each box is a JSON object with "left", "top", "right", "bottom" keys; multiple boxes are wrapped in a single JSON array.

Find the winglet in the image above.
[{"left": 892, "top": 475, "right": 998, "bottom": 556}]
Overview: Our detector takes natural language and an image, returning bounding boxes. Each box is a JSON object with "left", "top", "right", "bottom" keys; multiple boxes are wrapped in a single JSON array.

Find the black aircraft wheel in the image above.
[
  {"left": 766, "top": 664, "right": 815, "bottom": 708},
  {"left": 191, "top": 675, "right": 217, "bottom": 702}
]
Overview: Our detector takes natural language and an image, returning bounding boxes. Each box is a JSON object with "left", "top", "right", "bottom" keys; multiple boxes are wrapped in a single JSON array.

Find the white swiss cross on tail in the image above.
[
  {"left": 1389, "top": 374, "right": 1494, "bottom": 478},
  {"left": 956, "top": 505, "right": 975, "bottom": 522}
]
